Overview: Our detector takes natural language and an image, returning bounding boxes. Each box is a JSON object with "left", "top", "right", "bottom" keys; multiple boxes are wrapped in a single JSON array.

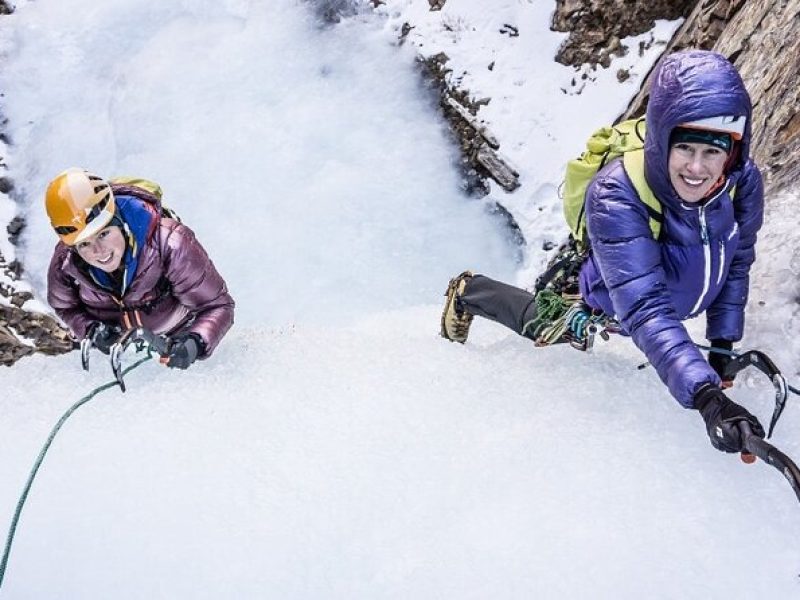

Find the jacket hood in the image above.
[{"left": 644, "top": 50, "right": 753, "bottom": 209}]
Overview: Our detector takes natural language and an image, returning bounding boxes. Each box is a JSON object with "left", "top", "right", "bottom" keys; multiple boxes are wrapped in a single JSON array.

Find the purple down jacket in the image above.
[
  {"left": 578, "top": 50, "right": 764, "bottom": 408},
  {"left": 47, "top": 194, "right": 234, "bottom": 358}
]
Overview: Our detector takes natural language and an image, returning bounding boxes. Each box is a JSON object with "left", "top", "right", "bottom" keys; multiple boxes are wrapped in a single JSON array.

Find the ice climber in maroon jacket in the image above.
[
  {"left": 45, "top": 168, "right": 234, "bottom": 370},
  {"left": 440, "top": 50, "right": 766, "bottom": 454}
]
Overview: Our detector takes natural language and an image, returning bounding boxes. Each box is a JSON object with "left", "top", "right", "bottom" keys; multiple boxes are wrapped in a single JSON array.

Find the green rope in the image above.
[
  {"left": 0, "top": 353, "right": 153, "bottom": 591},
  {"left": 521, "top": 289, "right": 569, "bottom": 343}
]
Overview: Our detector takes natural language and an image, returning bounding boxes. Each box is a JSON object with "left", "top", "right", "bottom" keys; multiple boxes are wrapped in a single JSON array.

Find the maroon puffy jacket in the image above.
[{"left": 47, "top": 210, "right": 234, "bottom": 358}]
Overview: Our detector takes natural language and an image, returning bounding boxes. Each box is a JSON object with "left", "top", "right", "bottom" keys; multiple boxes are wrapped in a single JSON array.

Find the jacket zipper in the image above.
[
  {"left": 689, "top": 206, "right": 712, "bottom": 316},
  {"left": 717, "top": 240, "right": 725, "bottom": 286},
  {"left": 687, "top": 180, "right": 730, "bottom": 316}
]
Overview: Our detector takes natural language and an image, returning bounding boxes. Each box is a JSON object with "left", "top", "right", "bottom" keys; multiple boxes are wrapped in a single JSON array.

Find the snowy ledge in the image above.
[{"left": 0, "top": 58, "right": 73, "bottom": 363}]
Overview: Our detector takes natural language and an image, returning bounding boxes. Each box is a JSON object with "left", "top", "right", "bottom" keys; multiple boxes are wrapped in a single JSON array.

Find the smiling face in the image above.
[
  {"left": 668, "top": 141, "right": 729, "bottom": 203},
  {"left": 74, "top": 225, "right": 126, "bottom": 272}
]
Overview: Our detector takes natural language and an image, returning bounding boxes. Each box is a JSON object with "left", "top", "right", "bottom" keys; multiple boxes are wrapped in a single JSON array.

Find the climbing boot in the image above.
[{"left": 440, "top": 271, "right": 474, "bottom": 343}]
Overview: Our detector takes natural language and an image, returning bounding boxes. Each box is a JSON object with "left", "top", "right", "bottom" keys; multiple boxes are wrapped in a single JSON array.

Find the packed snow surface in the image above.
[{"left": 1, "top": 1, "right": 798, "bottom": 598}]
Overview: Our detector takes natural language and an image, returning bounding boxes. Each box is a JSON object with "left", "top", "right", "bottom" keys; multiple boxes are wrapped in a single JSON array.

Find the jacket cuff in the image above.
[
  {"left": 709, "top": 338, "right": 733, "bottom": 350},
  {"left": 693, "top": 383, "right": 720, "bottom": 411}
]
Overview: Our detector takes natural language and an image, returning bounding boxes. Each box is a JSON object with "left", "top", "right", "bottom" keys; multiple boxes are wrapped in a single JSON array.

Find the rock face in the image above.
[
  {"left": 620, "top": 0, "right": 800, "bottom": 195},
  {"left": 551, "top": 0, "right": 696, "bottom": 67},
  {"left": 416, "top": 52, "right": 525, "bottom": 247},
  {"left": 418, "top": 52, "right": 521, "bottom": 196},
  {"left": 0, "top": 305, "right": 74, "bottom": 365},
  {"left": 0, "top": 251, "right": 75, "bottom": 365}
]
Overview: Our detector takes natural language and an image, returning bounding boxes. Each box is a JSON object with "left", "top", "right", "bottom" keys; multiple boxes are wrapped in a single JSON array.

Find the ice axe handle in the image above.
[
  {"left": 739, "top": 421, "right": 770, "bottom": 463},
  {"left": 738, "top": 422, "right": 800, "bottom": 504}
]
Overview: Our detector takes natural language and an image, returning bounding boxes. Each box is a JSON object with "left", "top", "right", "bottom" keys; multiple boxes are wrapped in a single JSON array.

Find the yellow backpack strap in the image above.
[{"left": 622, "top": 149, "right": 663, "bottom": 240}]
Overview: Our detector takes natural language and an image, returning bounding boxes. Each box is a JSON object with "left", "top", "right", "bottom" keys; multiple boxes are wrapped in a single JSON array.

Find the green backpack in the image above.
[
  {"left": 109, "top": 176, "right": 181, "bottom": 222},
  {"left": 110, "top": 176, "right": 164, "bottom": 199},
  {"left": 562, "top": 118, "right": 662, "bottom": 249}
]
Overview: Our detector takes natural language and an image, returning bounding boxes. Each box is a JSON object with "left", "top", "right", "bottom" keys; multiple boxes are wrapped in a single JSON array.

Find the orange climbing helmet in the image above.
[{"left": 45, "top": 168, "right": 116, "bottom": 246}]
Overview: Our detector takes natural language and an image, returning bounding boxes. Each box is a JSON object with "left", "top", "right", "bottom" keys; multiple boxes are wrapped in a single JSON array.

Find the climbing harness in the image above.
[
  {"left": 525, "top": 237, "right": 619, "bottom": 351},
  {"left": 523, "top": 290, "right": 615, "bottom": 351},
  {"left": 0, "top": 329, "right": 168, "bottom": 591}
]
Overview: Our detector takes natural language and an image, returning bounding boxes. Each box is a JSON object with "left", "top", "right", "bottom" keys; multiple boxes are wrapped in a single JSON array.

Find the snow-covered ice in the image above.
[{"left": 0, "top": 1, "right": 798, "bottom": 598}]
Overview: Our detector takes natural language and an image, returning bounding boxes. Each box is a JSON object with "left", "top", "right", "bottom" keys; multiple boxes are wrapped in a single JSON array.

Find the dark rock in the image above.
[
  {"left": 306, "top": 0, "right": 360, "bottom": 25},
  {"left": 551, "top": 0, "right": 697, "bottom": 68},
  {"left": 10, "top": 291, "right": 32, "bottom": 307},
  {"left": 7, "top": 215, "right": 24, "bottom": 244},
  {"left": 499, "top": 24, "right": 519, "bottom": 37},
  {"left": 0, "top": 304, "right": 74, "bottom": 366},
  {"left": 399, "top": 22, "right": 414, "bottom": 44},
  {"left": 6, "top": 259, "right": 22, "bottom": 279},
  {"left": 417, "top": 53, "right": 520, "bottom": 198}
]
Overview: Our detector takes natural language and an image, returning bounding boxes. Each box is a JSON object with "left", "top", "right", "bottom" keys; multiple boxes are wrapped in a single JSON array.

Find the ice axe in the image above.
[
  {"left": 700, "top": 346, "right": 793, "bottom": 439},
  {"left": 109, "top": 327, "right": 170, "bottom": 392},
  {"left": 739, "top": 421, "right": 800, "bottom": 504}
]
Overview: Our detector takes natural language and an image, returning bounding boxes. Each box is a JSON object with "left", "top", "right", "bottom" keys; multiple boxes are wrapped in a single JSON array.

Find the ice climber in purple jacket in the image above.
[
  {"left": 45, "top": 168, "right": 235, "bottom": 370},
  {"left": 439, "top": 50, "right": 766, "bottom": 454}
]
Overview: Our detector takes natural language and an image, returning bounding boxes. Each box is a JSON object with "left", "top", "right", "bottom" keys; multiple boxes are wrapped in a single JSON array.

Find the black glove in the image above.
[
  {"left": 86, "top": 322, "right": 121, "bottom": 355},
  {"left": 165, "top": 334, "right": 203, "bottom": 370},
  {"left": 708, "top": 339, "right": 734, "bottom": 387},
  {"left": 695, "top": 384, "right": 765, "bottom": 453}
]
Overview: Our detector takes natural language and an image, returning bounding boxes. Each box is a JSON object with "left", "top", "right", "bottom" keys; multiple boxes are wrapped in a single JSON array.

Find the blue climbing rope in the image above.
[{"left": 0, "top": 353, "right": 153, "bottom": 591}]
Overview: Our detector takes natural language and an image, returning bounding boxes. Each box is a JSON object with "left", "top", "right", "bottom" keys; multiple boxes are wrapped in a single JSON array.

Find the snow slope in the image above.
[{"left": 0, "top": 1, "right": 798, "bottom": 598}]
